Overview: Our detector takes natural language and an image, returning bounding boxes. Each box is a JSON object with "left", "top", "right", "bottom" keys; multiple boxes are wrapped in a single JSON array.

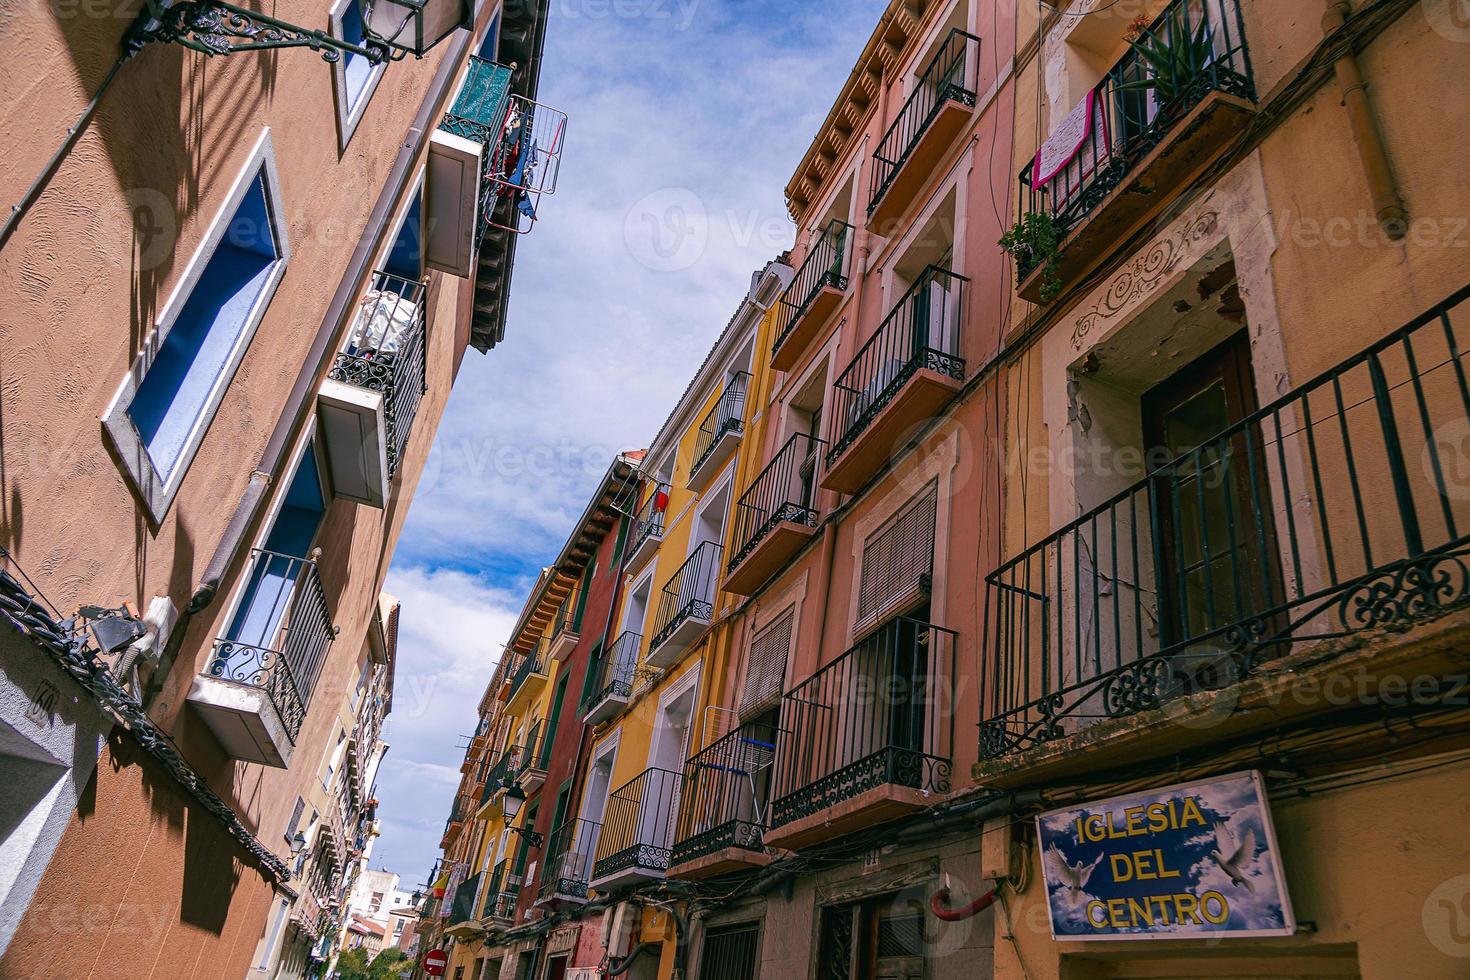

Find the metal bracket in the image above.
[{"left": 124, "top": 0, "right": 398, "bottom": 64}]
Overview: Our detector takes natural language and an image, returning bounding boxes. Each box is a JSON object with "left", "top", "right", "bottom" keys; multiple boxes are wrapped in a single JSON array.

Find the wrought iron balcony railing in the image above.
[
  {"left": 438, "top": 56, "right": 514, "bottom": 242},
  {"left": 827, "top": 266, "right": 967, "bottom": 463},
  {"left": 672, "top": 720, "right": 778, "bottom": 867},
  {"left": 207, "top": 548, "right": 336, "bottom": 742},
  {"left": 1015, "top": 0, "right": 1254, "bottom": 280},
  {"left": 509, "top": 638, "right": 548, "bottom": 697},
  {"left": 328, "top": 270, "right": 428, "bottom": 479},
  {"left": 729, "top": 432, "right": 826, "bottom": 571},
  {"left": 586, "top": 631, "right": 642, "bottom": 709},
  {"left": 650, "top": 541, "right": 723, "bottom": 653},
  {"left": 772, "top": 219, "right": 853, "bottom": 357},
  {"left": 869, "top": 28, "right": 981, "bottom": 217},
  {"left": 592, "top": 767, "right": 683, "bottom": 882},
  {"left": 553, "top": 588, "right": 580, "bottom": 641},
  {"left": 540, "top": 818, "right": 601, "bottom": 901},
  {"left": 481, "top": 748, "right": 513, "bottom": 804},
  {"left": 488, "top": 871, "right": 522, "bottom": 922},
  {"left": 980, "top": 284, "right": 1470, "bottom": 758},
  {"left": 627, "top": 483, "right": 670, "bottom": 564},
  {"left": 511, "top": 720, "right": 545, "bottom": 775},
  {"left": 770, "top": 617, "right": 957, "bottom": 829},
  {"left": 690, "top": 372, "right": 751, "bottom": 477}
]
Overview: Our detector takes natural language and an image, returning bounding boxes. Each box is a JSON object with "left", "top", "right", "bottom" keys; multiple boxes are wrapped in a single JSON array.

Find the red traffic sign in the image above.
[{"left": 423, "top": 949, "right": 449, "bottom": 976}]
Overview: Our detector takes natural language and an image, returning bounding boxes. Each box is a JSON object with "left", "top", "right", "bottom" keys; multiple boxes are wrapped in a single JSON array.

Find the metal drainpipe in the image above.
[{"left": 1321, "top": 0, "right": 1407, "bottom": 240}]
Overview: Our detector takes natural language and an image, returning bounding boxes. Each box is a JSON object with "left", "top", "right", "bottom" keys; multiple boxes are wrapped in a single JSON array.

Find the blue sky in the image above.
[{"left": 369, "top": 0, "right": 890, "bottom": 889}]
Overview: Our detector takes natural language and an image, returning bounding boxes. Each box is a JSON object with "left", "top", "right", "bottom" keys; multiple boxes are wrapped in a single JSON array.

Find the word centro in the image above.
[{"left": 1085, "top": 890, "right": 1233, "bottom": 931}]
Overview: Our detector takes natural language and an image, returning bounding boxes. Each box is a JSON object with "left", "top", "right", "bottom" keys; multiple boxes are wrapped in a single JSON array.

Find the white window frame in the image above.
[
  {"left": 329, "top": 0, "right": 388, "bottom": 152},
  {"left": 102, "top": 129, "right": 290, "bottom": 522}
]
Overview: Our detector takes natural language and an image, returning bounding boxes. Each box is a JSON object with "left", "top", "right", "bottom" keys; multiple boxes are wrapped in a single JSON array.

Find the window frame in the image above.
[
  {"left": 329, "top": 0, "right": 388, "bottom": 152},
  {"left": 102, "top": 129, "right": 290, "bottom": 522}
]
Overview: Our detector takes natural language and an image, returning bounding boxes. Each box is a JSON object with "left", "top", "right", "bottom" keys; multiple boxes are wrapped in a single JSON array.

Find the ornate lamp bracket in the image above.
[{"left": 124, "top": 0, "right": 398, "bottom": 65}]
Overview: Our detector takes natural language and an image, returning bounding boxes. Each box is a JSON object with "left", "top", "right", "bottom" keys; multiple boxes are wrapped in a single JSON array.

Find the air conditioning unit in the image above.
[{"left": 603, "top": 902, "right": 636, "bottom": 959}]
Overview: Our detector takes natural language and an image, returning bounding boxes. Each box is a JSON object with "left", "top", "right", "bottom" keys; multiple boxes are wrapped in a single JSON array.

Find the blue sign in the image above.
[{"left": 1036, "top": 770, "right": 1294, "bottom": 940}]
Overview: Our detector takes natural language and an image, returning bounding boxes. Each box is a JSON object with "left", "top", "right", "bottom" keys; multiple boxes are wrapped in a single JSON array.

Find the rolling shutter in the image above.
[
  {"left": 738, "top": 609, "right": 794, "bottom": 719},
  {"left": 856, "top": 484, "right": 937, "bottom": 625}
]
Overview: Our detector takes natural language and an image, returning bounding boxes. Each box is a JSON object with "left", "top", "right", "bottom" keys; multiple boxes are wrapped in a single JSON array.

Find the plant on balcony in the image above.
[
  {"left": 1116, "top": 10, "right": 1217, "bottom": 113},
  {"left": 1000, "top": 211, "right": 1063, "bottom": 302}
]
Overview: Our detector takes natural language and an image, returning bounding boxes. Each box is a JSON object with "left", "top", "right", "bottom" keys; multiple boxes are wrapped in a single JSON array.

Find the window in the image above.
[
  {"left": 323, "top": 729, "right": 346, "bottom": 790},
  {"left": 739, "top": 610, "right": 793, "bottom": 719},
  {"left": 330, "top": 0, "right": 387, "bottom": 150},
  {"left": 477, "top": 11, "right": 500, "bottom": 61},
  {"left": 255, "top": 897, "right": 290, "bottom": 970},
  {"left": 856, "top": 484, "right": 938, "bottom": 626},
  {"left": 698, "top": 923, "right": 760, "bottom": 980},
  {"left": 284, "top": 796, "right": 306, "bottom": 844},
  {"left": 817, "top": 894, "right": 927, "bottom": 980},
  {"left": 104, "top": 131, "right": 289, "bottom": 520},
  {"left": 384, "top": 188, "right": 425, "bottom": 283}
]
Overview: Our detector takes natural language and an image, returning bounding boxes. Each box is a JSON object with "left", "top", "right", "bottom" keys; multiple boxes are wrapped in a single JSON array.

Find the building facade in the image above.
[{"left": 0, "top": 0, "right": 561, "bottom": 974}]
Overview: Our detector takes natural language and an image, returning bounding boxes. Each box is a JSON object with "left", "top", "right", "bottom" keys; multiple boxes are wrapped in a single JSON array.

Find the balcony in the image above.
[
  {"left": 583, "top": 631, "right": 642, "bottom": 724},
  {"left": 444, "top": 871, "right": 484, "bottom": 938},
  {"left": 485, "top": 863, "right": 522, "bottom": 925},
  {"left": 625, "top": 482, "right": 670, "bottom": 571},
  {"left": 669, "top": 721, "right": 779, "bottom": 879},
  {"left": 549, "top": 588, "right": 582, "bottom": 661},
  {"left": 978, "top": 285, "right": 1470, "bottom": 782},
  {"left": 725, "top": 433, "right": 826, "bottom": 596},
  {"left": 867, "top": 29, "right": 981, "bottom": 231},
  {"left": 537, "top": 818, "right": 600, "bottom": 906},
  {"left": 590, "top": 767, "right": 682, "bottom": 890},
  {"left": 189, "top": 549, "right": 336, "bottom": 768},
  {"left": 687, "top": 373, "right": 750, "bottom": 492},
  {"left": 430, "top": 56, "right": 513, "bottom": 274},
  {"left": 1013, "top": 0, "right": 1255, "bottom": 302},
  {"left": 822, "top": 266, "right": 967, "bottom": 493},
  {"left": 511, "top": 721, "right": 549, "bottom": 793},
  {"left": 479, "top": 749, "right": 513, "bottom": 807},
  {"left": 508, "top": 638, "right": 549, "bottom": 700},
  {"left": 319, "top": 271, "right": 429, "bottom": 508},
  {"left": 771, "top": 220, "right": 853, "bottom": 372},
  {"left": 648, "top": 542, "right": 722, "bottom": 667},
  {"left": 766, "top": 617, "right": 956, "bottom": 850}
]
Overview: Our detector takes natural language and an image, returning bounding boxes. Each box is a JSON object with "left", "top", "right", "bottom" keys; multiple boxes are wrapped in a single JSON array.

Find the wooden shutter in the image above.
[
  {"left": 856, "top": 484, "right": 937, "bottom": 625},
  {"left": 739, "top": 609, "right": 794, "bottom": 718}
]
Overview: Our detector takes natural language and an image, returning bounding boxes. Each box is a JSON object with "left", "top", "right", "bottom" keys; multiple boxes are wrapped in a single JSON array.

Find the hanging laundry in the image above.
[{"left": 1031, "top": 89, "right": 1110, "bottom": 192}]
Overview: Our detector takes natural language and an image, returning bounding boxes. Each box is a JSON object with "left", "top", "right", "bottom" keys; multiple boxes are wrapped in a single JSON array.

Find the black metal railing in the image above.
[
  {"left": 553, "top": 589, "right": 581, "bottom": 642},
  {"left": 730, "top": 433, "right": 827, "bottom": 570},
  {"left": 628, "top": 483, "right": 670, "bottom": 562},
  {"left": 488, "top": 868, "right": 522, "bottom": 921},
  {"left": 1015, "top": 0, "right": 1253, "bottom": 278},
  {"left": 207, "top": 548, "right": 336, "bottom": 742},
  {"left": 329, "top": 270, "right": 428, "bottom": 479},
  {"left": 770, "top": 617, "right": 957, "bottom": 829},
  {"left": 828, "top": 266, "right": 967, "bottom": 463},
  {"left": 981, "top": 285, "right": 1470, "bottom": 758},
  {"left": 509, "top": 639, "right": 547, "bottom": 696},
  {"left": 512, "top": 720, "right": 544, "bottom": 776},
  {"left": 773, "top": 219, "right": 853, "bottom": 356},
  {"left": 673, "top": 721, "right": 779, "bottom": 866},
  {"left": 481, "top": 747, "right": 513, "bottom": 804},
  {"left": 587, "top": 631, "right": 642, "bottom": 710},
  {"left": 593, "top": 767, "right": 683, "bottom": 881},
  {"left": 438, "top": 56, "right": 514, "bottom": 242},
  {"left": 691, "top": 373, "right": 751, "bottom": 477},
  {"left": 541, "top": 818, "right": 601, "bottom": 901},
  {"left": 448, "top": 871, "right": 481, "bottom": 925},
  {"left": 869, "top": 28, "right": 981, "bottom": 217},
  {"left": 651, "top": 542, "right": 724, "bottom": 652}
]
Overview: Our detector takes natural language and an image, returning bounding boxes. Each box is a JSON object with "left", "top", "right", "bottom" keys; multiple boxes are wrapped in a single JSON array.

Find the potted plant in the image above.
[
  {"left": 1000, "top": 211, "right": 1064, "bottom": 302},
  {"left": 1115, "top": 8, "right": 1218, "bottom": 119}
]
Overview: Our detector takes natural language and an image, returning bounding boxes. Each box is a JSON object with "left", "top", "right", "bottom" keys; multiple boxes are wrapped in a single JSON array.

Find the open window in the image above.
[{"left": 330, "top": 0, "right": 387, "bottom": 151}]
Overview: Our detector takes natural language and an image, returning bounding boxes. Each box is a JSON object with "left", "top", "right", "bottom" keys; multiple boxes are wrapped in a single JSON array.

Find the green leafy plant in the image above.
[
  {"left": 1116, "top": 10, "right": 1217, "bottom": 108},
  {"left": 1000, "top": 211, "right": 1064, "bottom": 303}
]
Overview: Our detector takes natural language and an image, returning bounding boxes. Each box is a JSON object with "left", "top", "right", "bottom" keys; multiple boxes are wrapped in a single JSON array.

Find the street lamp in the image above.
[
  {"left": 124, "top": 0, "right": 471, "bottom": 65},
  {"left": 499, "top": 785, "right": 544, "bottom": 849},
  {"left": 289, "top": 831, "right": 307, "bottom": 856}
]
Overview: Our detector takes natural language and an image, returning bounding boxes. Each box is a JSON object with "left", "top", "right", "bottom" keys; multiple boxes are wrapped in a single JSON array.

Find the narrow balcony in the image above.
[
  {"left": 766, "top": 617, "right": 957, "bottom": 850},
  {"left": 444, "top": 871, "right": 485, "bottom": 938},
  {"left": 867, "top": 29, "right": 981, "bottom": 231},
  {"left": 537, "top": 818, "right": 601, "bottom": 907},
  {"left": 625, "top": 483, "right": 670, "bottom": 571},
  {"left": 549, "top": 588, "right": 581, "bottom": 662},
  {"left": 430, "top": 56, "right": 513, "bottom": 274},
  {"left": 725, "top": 433, "right": 826, "bottom": 596},
  {"left": 822, "top": 266, "right": 967, "bottom": 493},
  {"left": 508, "top": 638, "right": 549, "bottom": 700},
  {"left": 771, "top": 220, "right": 853, "bottom": 372},
  {"left": 479, "top": 749, "right": 512, "bottom": 807},
  {"left": 648, "top": 542, "right": 722, "bottom": 667},
  {"left": 669, "top": 721, "right": 779, "bottom": 879},
  {"left": 486, "top": 864, "right": 522, "bottom": 925},
  {"left": 319, "top": 270, "right": 429, "bottom": 508},
  {"left": 978, "top": 285, "right": 1470, "bottom": 783},
  {"left": 1014, "top": 0, "right": 1255, "bottom": 302},
  {"left": 590, "top": 767, "right": 682, "bottom": 891},
  {"left": 511, "top": 720, "right": 548, "bottom": 793},
  {"left": 582, "top": 631, "right": 642, "bottom": 724},
  {"left": 687, "top": 373, "right": 750, "bottom": 492},
  {"left": 189, "top": 549, "right": 336, "bottom": 768}
]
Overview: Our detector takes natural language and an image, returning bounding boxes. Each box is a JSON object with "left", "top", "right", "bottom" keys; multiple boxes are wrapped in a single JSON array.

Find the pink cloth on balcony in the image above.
[{"left": 1031, "top": 89, "right": 1110, "bottom": 190}]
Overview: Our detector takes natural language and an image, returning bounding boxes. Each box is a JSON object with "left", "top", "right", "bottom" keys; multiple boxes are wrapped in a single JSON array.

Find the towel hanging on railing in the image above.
[{"left": 1032, "top": 89, "right": 1110, "bottom": 191}]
